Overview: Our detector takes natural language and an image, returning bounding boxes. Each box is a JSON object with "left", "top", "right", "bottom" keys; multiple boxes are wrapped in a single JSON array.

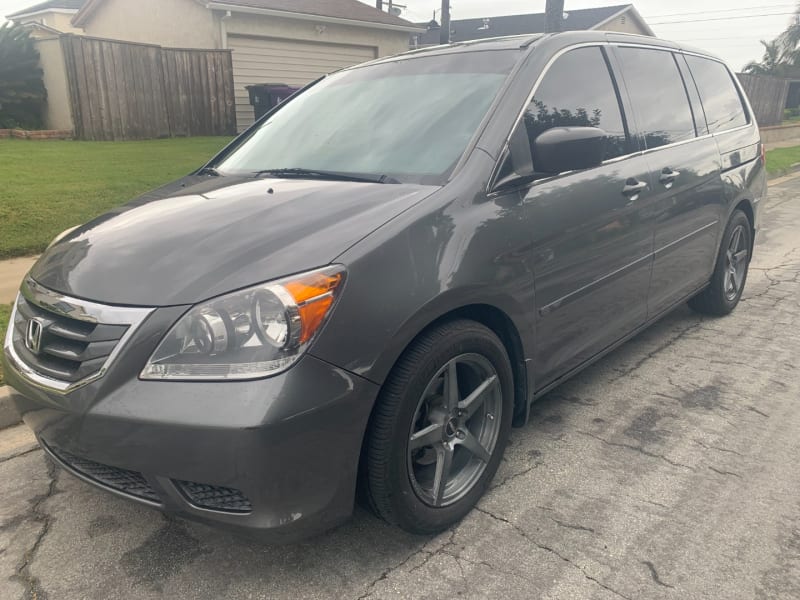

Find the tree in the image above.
[
  {"left": 743, "top": 40, "right": 787, "bottom": 76},
  {"left": 742, "top": 4, "right": 800, "bottom": 77},
  {"left": 0, "top": 22, "right": 46, "bottom": 129},
  {"left": 779, "top": 5, "right": 800, "bottom": 61}
]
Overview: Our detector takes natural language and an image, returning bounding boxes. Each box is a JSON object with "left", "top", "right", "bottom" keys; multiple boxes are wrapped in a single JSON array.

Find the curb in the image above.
[{"left": 0, "top": 386, "right": 22, "bottom": 431}]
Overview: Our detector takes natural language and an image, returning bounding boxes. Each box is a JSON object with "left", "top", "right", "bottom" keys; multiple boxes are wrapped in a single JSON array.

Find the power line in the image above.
[
  {"left": 679, "top": 41, "right": 780, "bottom": 46},
  {"left": 650, "top": 12, "right": 796, "bottom": 25},
  {"left": 672, "top": 34, "right": 787, "bottom": 42},
  {"left": 643, "top": 4, "right": 796, "bottom": 19}
]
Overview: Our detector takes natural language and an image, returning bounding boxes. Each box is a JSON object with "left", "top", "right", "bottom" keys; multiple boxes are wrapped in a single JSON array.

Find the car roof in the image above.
[{"left": 390, "top": 30, "right": 723, "bottom": 64}]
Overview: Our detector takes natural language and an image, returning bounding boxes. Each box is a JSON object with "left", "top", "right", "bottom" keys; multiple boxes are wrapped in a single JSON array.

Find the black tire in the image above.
[
  {"left": 363, "top": 319, "right": 514, "bottom": 534},
  {"left": 689, "top": 210, "right": 752, "bottom": 316}
]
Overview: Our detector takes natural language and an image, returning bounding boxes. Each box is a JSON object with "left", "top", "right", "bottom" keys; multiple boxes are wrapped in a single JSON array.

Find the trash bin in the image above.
[{"left": 247, "top": 84, "right": 301, "bottom": 121}]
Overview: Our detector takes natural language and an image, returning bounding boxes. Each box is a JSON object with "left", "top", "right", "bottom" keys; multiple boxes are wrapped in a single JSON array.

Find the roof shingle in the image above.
[
  {"left": 416, "top": 4, "right": 636, "bottom": 45},
  {"left": 7, "top": 0, "right": 85, "bottom": 19},
  {"left": 208, "top": 0, "right": 416, "bottom": 28}
]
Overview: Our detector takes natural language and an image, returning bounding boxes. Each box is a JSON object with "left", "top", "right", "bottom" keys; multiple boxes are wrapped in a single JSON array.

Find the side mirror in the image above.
[
  {"left": 491, "top": 126, "right": 607, "bottom": 193},
  {"left": 533, "top": 127, "right": 607, "bottom": 174}
]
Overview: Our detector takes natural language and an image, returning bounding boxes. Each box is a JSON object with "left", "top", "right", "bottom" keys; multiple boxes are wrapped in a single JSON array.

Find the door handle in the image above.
[
  {"left": 622, "top": 178, "right": 648, "bottom": 201},
  {"left": 659, "top": 168, "right": 681, "bottom": 188}
]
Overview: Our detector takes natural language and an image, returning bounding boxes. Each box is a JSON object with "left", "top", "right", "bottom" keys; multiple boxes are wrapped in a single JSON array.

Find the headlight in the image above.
[{"left": 140, "top": 266, "right": 345, "bottom": 381}]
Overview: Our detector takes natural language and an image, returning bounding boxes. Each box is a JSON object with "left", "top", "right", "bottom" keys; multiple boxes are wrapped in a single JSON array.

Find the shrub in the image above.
[{"left": 0, "top": 22, "right": 46, "bottom": 129}]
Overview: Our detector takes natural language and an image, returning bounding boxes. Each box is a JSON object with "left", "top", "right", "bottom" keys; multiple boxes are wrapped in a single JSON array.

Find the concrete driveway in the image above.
[
  {"left": 1, "top": 176, "right": 799, "bottom": 600},
  {"left": 0, "top": 256, "right": 37, "bottom": 304}
]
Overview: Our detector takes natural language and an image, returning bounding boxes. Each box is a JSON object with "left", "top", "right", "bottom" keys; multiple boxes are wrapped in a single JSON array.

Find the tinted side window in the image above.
[
  {"left": 525, "top": 47, "right": 630, "bottom": 161},
  {"left": 684, "top": 55, "right": 748, "bottom": 133},
  {"left": 616, "top": 48, "right": 695, "bottom": 149}
]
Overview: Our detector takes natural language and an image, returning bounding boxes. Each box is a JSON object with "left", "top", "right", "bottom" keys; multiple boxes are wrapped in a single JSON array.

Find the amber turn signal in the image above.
[{"left": 284, "top": 270, "right": 344, "bottom": 343}]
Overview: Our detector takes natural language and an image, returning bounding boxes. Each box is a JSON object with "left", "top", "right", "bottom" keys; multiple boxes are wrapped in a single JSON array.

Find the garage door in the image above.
[{"left": 229, "top": 36, "right": 377, "bottom": 131}]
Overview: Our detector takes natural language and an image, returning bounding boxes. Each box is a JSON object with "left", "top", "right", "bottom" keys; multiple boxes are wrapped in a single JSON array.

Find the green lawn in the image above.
[
  {"left": 0, "top": 303, "right": 11, "bottom": 384},
  {"left": 0, "top": 137, "right": 233, "bottom": 259},
  {"left": 765, "top": 145, "right": 800, "bottom": 176},
  {"left": 0, "top": 135, "right": 794, "bottom": 260}
]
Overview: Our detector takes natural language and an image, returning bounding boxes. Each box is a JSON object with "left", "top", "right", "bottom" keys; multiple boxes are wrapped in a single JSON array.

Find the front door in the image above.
[
  {"left": 499, "top": 46, "right": 657, "bottom": 388},
  {"left": 528, "top": 156, "right": 656, "bottom": 386}
]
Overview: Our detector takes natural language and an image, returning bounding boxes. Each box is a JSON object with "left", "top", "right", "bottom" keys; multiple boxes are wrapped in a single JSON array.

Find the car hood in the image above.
[{"left": 30, "top": 176, "right": 437, "bottom": 306}]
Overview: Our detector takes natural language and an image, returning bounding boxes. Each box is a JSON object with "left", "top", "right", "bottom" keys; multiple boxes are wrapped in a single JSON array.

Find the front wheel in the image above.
[
  {"left": 689, "top": 209, "right": 752, "bottom": 316},
  {"left": 363, "top": 320, "right": 514, "bottom": 534}
]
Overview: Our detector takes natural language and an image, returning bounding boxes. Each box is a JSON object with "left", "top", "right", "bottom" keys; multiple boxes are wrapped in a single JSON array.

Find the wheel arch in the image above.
[
  {"left": 355, "top": 297, "right": 533, "bottom": 510},
  {"left": 430, "top": 304, "right": 531, "bottom": 426},
  {"left": 368, "top": 293, "right": 534, "bottom": 430}
]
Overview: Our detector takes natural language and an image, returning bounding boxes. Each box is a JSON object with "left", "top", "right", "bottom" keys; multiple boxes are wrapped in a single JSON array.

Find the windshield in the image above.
[{"left": 215, "top": 50, "right": 519, "bottom": 185}]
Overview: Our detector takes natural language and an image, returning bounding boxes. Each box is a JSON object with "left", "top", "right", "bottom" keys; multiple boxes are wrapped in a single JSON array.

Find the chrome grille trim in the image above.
[{"left": 3, "top": 278, "right": 154, "bottom": 394}]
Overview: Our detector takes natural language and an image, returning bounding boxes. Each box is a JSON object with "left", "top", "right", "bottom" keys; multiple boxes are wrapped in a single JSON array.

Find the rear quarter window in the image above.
[{"left": 684, "top": 55, "right": 749, "bottom": 133}]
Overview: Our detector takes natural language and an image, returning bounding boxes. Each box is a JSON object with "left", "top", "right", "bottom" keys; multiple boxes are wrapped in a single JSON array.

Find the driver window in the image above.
[{"left": 523, "top": 47, "right": 632, "bottom": 162}]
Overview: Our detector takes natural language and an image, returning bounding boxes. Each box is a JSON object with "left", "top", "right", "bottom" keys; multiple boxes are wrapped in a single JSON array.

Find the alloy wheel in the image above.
[
  {"left": 724, "top": 224, "right": 749, "bottom": 301},
  {"left": 407, "top": 353, "right": 503, "bottom": 507}
]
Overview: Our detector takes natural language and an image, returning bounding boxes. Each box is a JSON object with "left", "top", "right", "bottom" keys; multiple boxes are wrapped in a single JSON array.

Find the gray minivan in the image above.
[{"left": 3, "top": 31, "right": 766, "bottom": 541}]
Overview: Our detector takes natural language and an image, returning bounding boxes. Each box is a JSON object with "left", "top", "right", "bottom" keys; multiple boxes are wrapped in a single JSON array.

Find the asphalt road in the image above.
[{"left": 2, "top": 175, "right": 799, "bottom": 600}]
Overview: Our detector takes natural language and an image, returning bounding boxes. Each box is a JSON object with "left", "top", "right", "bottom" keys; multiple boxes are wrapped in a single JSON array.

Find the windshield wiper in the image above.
[
  {"left": 253, "top": 168, "right": 399, "bottom": 184},
  {"left": 197, "top": 166, "right": 222, "bottom": 176}
]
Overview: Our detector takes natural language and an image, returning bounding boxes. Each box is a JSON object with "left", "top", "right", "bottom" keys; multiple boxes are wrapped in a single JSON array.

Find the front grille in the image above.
[
  {"left": 176, "top": 480, "right": 253, "bottom": 513},
  {"left": 11, "top": 294, "right": 128, "bottom": 383},
  {"left": 49, "top": 445, "right": 161, "bottom": 503}
]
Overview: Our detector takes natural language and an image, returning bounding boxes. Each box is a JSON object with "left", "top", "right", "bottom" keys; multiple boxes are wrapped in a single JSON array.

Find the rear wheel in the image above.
[
  {"left": 363, "top": 320, "right": 513, "bottom": 534},
  {"left": 689, "top": 210, "right": 752, "bottom": 316}
]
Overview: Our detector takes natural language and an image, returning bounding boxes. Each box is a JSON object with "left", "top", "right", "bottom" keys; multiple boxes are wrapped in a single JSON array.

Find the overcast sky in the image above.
[
  {"left": 1, "top": 0, "right": 797, "bottom": 69},
  {"left": 399, "top": 1, "right": 798, "bottom": 69}
]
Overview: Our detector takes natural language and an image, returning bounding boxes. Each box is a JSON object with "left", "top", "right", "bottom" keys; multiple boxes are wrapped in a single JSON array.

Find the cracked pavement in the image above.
[{"left": 2, "top": 176, "right": 800, "bottom": 599}]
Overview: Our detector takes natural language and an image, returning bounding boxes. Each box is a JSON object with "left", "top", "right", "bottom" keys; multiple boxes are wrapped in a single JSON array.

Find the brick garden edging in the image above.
[{"left": 0, "top": 129, "right": 73, "bottom": 140}]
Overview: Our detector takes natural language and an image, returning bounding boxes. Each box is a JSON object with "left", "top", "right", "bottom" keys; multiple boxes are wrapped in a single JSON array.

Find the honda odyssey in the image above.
[{"left": 3, "top": 31, "right": 766, "bottom": 541}]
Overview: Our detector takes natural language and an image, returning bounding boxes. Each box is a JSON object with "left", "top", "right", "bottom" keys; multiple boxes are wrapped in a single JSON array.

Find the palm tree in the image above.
[
  {"left": 0, "top": 22, "right": 46, "bottom": 128},
  {"left": 743, "top": 40, "right": 785, "bottom": 75},
  {"left": 779, "top": 5, "right": 800, "bottom": 61}
]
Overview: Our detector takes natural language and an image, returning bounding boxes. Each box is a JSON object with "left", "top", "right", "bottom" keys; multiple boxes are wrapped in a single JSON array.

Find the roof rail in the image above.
[{"left": 520, "top": 34, "right": 543, "bottom": 49}]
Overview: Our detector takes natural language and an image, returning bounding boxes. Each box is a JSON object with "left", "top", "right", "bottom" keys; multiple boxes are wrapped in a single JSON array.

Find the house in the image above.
[
  {"left": 414, "top": 4, "right": 654, "bottom": 47},
  {"left": 67, "top": 0, "right": 423, "bottom": 130},
  {"left": 5, "top": 0, "right": 85, "bottom": 37}
]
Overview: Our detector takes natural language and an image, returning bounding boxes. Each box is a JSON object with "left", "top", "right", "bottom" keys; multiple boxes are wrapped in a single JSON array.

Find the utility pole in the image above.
[
  {"left": 545, "top": 0, "right": 565, "bottom": 33},
  {"left": 440, "top": 0, "right": 451, "bottom": 44}
]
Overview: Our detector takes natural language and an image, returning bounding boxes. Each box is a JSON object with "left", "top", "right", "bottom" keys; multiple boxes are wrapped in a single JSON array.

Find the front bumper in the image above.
[{"left": 3, "top": 349, "right": 379, "bottom": 542}]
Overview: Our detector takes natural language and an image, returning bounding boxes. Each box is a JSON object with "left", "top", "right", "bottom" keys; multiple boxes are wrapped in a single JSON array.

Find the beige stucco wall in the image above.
[
  {"left": 81, "top": 0, "right": 220, "bottom": 47},
  {"left": 26, "top": 27, "right": 56, "bottom": 40},
  {"left": 34, "top": 38, "right": 75, "bottom": 131},
  {"left": 224, "top": 12, "right": 411, "bottom": 58},
  {"left": 596, "top": 13, "right": 651, "bottom": 36},
  {"left": 76, "top": 0, "right": 412, "bottom": 55},
  {"left": 16, "top": 11, "right": 83, "bottom": 34},
  {"left": 46, "top": 12, "right": 83, "bottom": 34}
]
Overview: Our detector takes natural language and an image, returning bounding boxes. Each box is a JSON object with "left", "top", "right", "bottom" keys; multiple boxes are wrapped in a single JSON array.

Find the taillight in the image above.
[{"left": 761, "top": 143, "right": 766, "bottom": 166}]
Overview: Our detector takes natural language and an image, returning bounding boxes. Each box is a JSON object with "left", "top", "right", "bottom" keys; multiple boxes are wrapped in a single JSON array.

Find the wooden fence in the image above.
[
  {"left": 60, "top": 35, "right": 236, "bottom": 141},
  {"left": 736, "top": 73, "right": 790, "bottom": 127}
]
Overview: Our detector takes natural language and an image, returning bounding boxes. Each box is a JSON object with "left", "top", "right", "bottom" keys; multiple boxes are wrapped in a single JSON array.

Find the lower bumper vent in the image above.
[
  {"left": 49, "top": 446, "right": 160, "bottom": 503},
  {"left": 176, "top": 480, "right": 252, "bottom": 513}
]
